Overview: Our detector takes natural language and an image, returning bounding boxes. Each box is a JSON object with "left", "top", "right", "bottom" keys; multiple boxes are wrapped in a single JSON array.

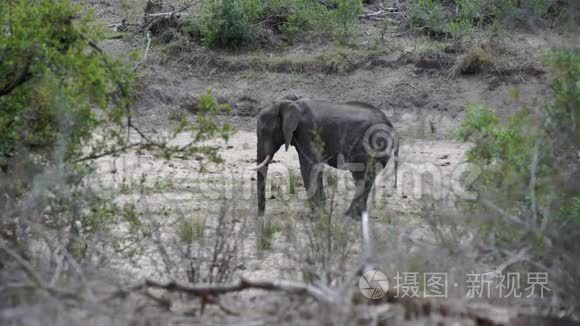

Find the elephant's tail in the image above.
[{"left": 393, "top": 134, "right": 399, "bottom": 189}]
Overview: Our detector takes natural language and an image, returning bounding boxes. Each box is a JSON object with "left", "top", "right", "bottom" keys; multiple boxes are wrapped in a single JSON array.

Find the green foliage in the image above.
[
  {"left": 408, "top": 0, "right": 446, "bottom": 36},
  {"left": 456, "top": 105, "right": 532, "bottom": 167},
  {"left": 408, "top": 0, "right": 486, "bottom": 38},
  {"left": 457, "top": 49, "right": 580, "bottom": 300},
  {"left": 0, "top": 0, "right": 131, "bottom": 164},
  {"left": 272, "top": 0, "right": 333, "bottom": 42},
  {"left": 176, "top": 216, "right": 205, "bottom": 243},
  {"left": 288, "top": 171, "right": 300, "bottom": 195},
  {"left": 256, "top": 220, "right": 281, "bottom": 251},
  {"left": 407, "top": 0, "right": 559, "bottom": 39},
  {"left": 194, "top": 0, "right": 261, "bottom": 48},
  {"left": 335, "top": 0, "right": 364, "bottom": 44},
  {"left": 159, "top": 90, "right": 233, "bottom": 161},
  {"left": 0, "top": 0, "right": 233, "bottom": 256},
  {"left": 275, "top": 0, "right": 362, "bottom": 43},
  {"left": 192, "top": 0, "right": 363, "bottom": 48}
]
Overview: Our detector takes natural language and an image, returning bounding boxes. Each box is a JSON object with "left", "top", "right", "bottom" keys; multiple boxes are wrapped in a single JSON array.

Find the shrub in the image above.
[
  {"left": 195, "top": 0, "right": 262, "bottom": 48},
  {"left": 288, "top": 171, "right": 300, "bottom": 194},
  {"left": 192, "top": 0, "right": 363, "bottom": 48},
  {"left": 264, "top": 0, "right": 335, "bottom": 41},
  {"left": 176, "top": 216, "right": 205, "bottom": 243},
  {"left": 256, "top": 220, "right": 281, "bottom": 251},
  {"left": 456, "top": 48, "right": 580, "bottom": 310},
  {"left": 334, "top": 0, "right": 364, "bottom": 44},
  {"left": 407, "top": 0, "right": 561, "bottom": 39},
  {"left": 0, "top": 0, "right": 232, "bottom": 252},
  {"left": 408, "top": 0, "right": 446, "bottom": 37}
]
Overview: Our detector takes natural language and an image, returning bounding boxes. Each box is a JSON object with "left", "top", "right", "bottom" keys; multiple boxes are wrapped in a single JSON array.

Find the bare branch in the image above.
[
  {"left": 49, "top": 253, "right": 64, "bottom": 287},
  {"left": 359, "top": 9, "right": 401, "bottom": 22},
  {"left": 144, "top": 31, "right": 152, "bottom": 61},
  {"left": 0, "top": 241, "right": 80, "bottom": 300},
  {"left": 144, "top": 0, "right": 201, "bottom": 18},
  {"left": 0, "top": 61, "right": 32, "bottom": 97},
  {"left": 73, "top": 142, "right": 146, "bottom": 163},
  {"left": 145, "top": 11, "right": 182, "bottom": 18},
  {"left": 482, "top": 247, "right": 530, "bottom": 281},
  {"left": 142, "top": 277, "right": 338, "bottom": 303},
  {"left": 479, "top": 197, "right": 527, "bottom": 228},
  {"left": 530, "top": 144, "right": 539, "bottom": 227}
]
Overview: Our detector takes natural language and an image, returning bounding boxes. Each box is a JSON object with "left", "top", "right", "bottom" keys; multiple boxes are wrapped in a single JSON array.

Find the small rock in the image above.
[
  {"left": 438, "top": 154, "right": 449, "bottom": 159},
  {"left": 233, "top": 96, "right": 260, "bottom": 117},
  {"left": 488, "top": 77, "right": 501, "bottom": 91},
  {"left": 227, "top": 145, "right": 234, "bottom": 149},
  {"left": 236, "top": 263, "right": 246, "bottom": 270},
  {"left": 148, "top": 85, "right": 175, "bottom": 104},
  {"left": 402, "top": 194, "right": 408, "bottom": 199},
  {"left": 178, "top": 95, "right": 200, "bottom": 113},
  {"left": 251, "top": 177, "right": 256, "bottom": 181},
  {"left": 168, "top": 162, "right": 175, "bottom": 167},
  {"left": 217, "top": 95, "right": 231, "bottom": 105},
  {"left": 439, "top": 161, "right": 451, "bottom": 166},
  {"left": 194, "top": 156, "right": 203, "bottom": 161},
  {"left": 269, "top": 195, "right": 276, "bottom": 199}
]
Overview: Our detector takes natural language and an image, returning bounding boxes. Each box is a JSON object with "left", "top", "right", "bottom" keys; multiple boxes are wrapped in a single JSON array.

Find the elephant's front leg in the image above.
[
  {"left": 346, "top": 171, "right": 375, "bottom": 219},
  {"left": 298, "top": 154, "right": 325, "bottom": 212}
]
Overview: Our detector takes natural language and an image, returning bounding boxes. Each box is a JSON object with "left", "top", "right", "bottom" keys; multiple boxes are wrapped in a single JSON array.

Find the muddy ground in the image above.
[{"left": 79, "top": 0, "right": 560, "bottom": 323}]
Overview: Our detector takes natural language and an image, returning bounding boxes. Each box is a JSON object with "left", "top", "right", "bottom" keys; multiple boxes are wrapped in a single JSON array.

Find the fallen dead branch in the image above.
[
  {"left": 142, "top": 277, "right": 339, "bottom": 304},
  {"left": 143, "top": 0, "right": 200, "bottom": 19},
  {"left": 123, "top": 211, "right": 375, "bottom": 313},
  {"left": 144, "top": 31, "right": 152, "bottom": 61},
  {"left": 145, "top": 11, "right": 182, "bottom": 18},
  {"left": 0, "top": 241, "right": 81, "bottom": 301},
  {"left": 359, "top": 9, "right": 401, "bottom": 22}
]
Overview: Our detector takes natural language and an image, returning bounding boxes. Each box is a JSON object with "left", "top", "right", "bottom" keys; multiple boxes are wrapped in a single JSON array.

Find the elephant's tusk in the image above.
[{"left": 248, "top": 155, "right": 271, "bottom": 171}]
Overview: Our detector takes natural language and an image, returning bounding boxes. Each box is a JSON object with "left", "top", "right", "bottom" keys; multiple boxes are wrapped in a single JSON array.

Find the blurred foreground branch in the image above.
[{"left": 141, "top": 277, "right": 338, "bottom": 303}]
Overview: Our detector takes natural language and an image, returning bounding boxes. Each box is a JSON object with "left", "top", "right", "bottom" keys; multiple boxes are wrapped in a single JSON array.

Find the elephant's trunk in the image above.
[{"left": 257, "top": 151, "right": 268, "bottom": 216}]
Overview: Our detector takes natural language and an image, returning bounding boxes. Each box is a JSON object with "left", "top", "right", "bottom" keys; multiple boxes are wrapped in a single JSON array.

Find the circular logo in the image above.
[
  {"left": 359, "top": 270, "right": 390, "bottom": 299},
  {"left": 363, "top": 124, "right": 398, "bottom": 158}
]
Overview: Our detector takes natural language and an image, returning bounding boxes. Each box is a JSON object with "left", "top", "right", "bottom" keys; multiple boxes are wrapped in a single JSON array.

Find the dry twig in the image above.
[
  {"left": 142, "top": 277, "right": 339, "bottom": 303},
  {"left": 0, "top": 241, "right": 80, "bottom": 300}
]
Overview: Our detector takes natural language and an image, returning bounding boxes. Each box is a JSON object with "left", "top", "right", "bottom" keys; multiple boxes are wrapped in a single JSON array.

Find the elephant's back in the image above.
[
  {"left": 336, "top": 101, "right": 391, "bottom": 126},
  {"left": 302, "top": 100, "right": 385, "bottom": 119}
]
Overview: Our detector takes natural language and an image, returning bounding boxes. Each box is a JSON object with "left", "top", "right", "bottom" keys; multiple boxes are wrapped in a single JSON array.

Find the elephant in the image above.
[{"left": 250, "top": 96, "right": 399, "bottom": 219}]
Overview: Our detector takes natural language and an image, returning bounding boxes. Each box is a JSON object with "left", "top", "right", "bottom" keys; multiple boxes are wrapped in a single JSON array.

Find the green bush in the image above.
[
  {"left": 457, "top": 48, "right": 580, "bottom": 307},
  {"left": 408, "top": 0, "right": 446, "bottom": 36},
  {"left": 0, "top": 0, "right": 232, "bottom": 253},
  {"left": 407, "top": 0, "right": 559, "bottom": 39},
  {"left": 195, "top": 0, "right": 262, "bottom": 48},
  {"left": 192, "top": 0, "right": 363, "bottom": 48},
  {"left": 335, "top": 0, "right": 364, "bottom": 44},
  {"left": 176, "top": 216, "right": 205, "bottom": 243},
  {"left": 272, "top": 0, "right": 333, "bottom": 42},
  {"left": 0, "top": 0, "right": 131, "bottom": 164}
]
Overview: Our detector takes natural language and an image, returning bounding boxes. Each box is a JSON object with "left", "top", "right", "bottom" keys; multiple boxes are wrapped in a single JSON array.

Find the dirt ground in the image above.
[{"left": 79, "top": 0, "right": 562, "bottom": 322}]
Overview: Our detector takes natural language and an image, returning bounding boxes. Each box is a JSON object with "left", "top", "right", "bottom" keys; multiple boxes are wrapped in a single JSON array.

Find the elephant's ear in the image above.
[{"left": 279, "top": 101, "right": 301, "bottom": 151}]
